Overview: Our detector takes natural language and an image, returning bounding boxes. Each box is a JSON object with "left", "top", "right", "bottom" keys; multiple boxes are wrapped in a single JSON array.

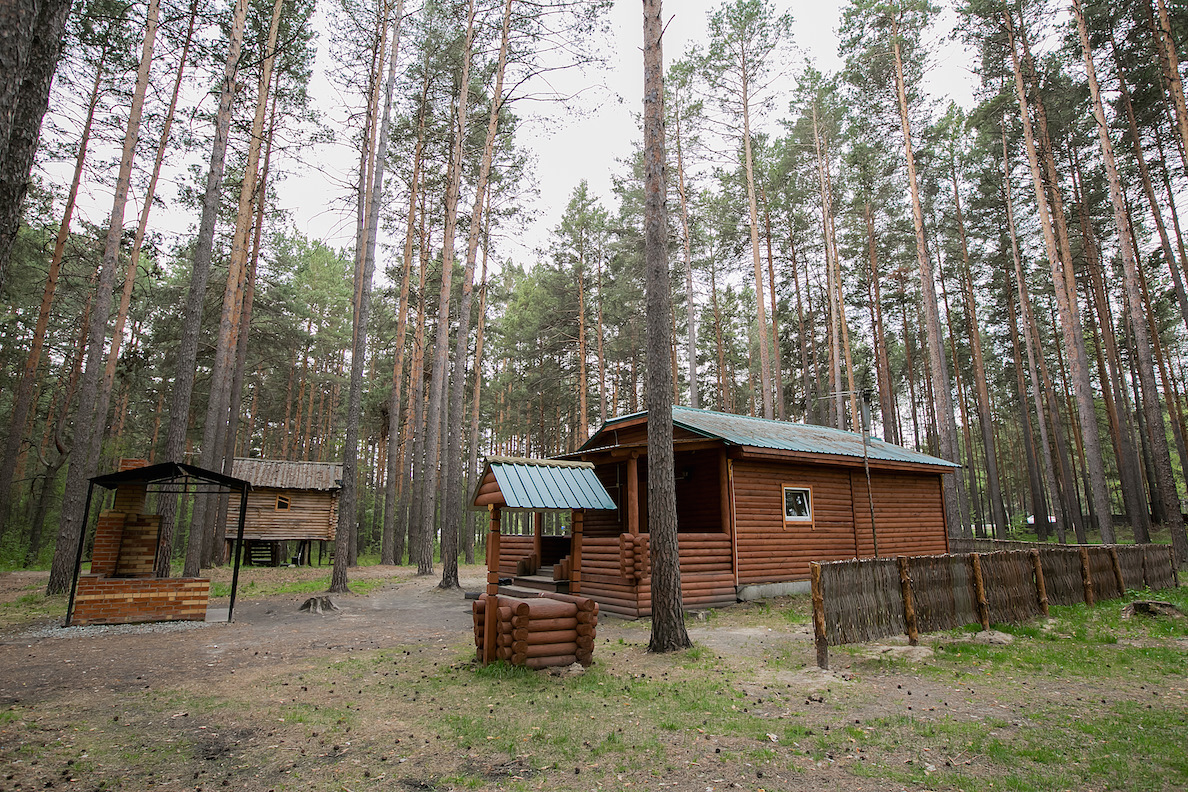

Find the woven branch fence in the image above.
[{"left": 810, "top": 543, "right": 1178, "bottom": 669}]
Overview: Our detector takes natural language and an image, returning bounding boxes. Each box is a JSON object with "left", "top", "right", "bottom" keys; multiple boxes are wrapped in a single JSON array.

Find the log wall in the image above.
[
  {"left": 473, "top": 592, "right": 598, "bottom": 667},
  {"left": 576, "top": 532, "right": 736, "bottom": 618},
  {"left": 732, "top": 459, "right": 947, "bottom": 584},
  {"left": 575, "top": 535, "right": 640, "bottom": 617},
  {"left": 225, "top": 488, "right": 337, "bottom": 541},
  {"left": 497, "top": 535, "right": 535, "bottom": 576}
]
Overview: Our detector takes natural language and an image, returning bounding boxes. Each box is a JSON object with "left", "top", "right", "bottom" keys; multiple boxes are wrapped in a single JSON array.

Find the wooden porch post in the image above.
[
  {"left": 533, "top": 511, "right": 543, "bottom": 568},
  {"left": 627, "top": 453, "right": 639, "bottom": 535},
  {"left": 720, "top": 449, "right": 737, "bottom": 587},
  {"left": 483, "top": 504, "right": 501, "bottom": 664},
  {"left": 571, "top": 509, "right": 584, "bottom": 594}
]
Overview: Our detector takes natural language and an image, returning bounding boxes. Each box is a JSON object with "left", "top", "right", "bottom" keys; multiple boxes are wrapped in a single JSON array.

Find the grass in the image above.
[
  {"left": 3, "top": 569, "right": 1187, "bottom": 790},
  {"left": 207, "top": 572, "right": 394, "bottom": 599},
  {"left": 0, "top": 590, "right": 67, "bottom": 629}
]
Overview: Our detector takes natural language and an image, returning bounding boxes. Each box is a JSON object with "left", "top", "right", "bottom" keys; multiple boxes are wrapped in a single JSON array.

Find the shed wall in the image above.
[{"left": 226, "top": 488, "right": 338, "bottom": 541}]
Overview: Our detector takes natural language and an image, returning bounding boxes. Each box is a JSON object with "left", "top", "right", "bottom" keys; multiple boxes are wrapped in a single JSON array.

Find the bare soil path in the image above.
[{"left": 0, "top": 565, "right": 486, "bottom": 707}]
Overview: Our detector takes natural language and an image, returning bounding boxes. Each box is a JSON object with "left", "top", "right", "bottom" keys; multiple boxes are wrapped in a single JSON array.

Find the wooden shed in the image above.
[
  {"left": 539, "top": 406, "right": 959, "bottom": 618},
  {"left": 224, "top": 458, "right": 342, "bottom": 564}
]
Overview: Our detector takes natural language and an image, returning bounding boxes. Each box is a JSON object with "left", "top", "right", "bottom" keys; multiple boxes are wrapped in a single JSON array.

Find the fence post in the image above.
[
  {"left": 1171, "top": 545, "right": 1179, "bottom": 588},
  {"left": 1079, "top": 546, "right": 1095, "bottom": 607},
  {"left": 897, "top": 556, "right": 918, "bottom": 645},
  {"left": 1029, "top": 548, "right": 1049, "bottom": 617},
  {"left": 810, "top": 562, "right": 828, "bottom": 670},
  {"left": 970, "top": 553, "right": 990, "bottom": 630},
  {"left": 1107, "top": 546, "right": 1125, "bottom": 595}
]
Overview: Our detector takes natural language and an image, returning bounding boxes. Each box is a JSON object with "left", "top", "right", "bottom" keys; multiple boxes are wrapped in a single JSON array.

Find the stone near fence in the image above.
[{"left": 1121, "top": 601, "right": 1183, "bottom": 620}]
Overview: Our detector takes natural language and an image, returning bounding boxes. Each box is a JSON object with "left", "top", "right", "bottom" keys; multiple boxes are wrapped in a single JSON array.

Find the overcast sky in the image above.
[
  {"left": 275, "top": 0, "right": 978, "bottom": 273},
  {"left": 50, "top": 1, "right": 978, "bottom": 280}
]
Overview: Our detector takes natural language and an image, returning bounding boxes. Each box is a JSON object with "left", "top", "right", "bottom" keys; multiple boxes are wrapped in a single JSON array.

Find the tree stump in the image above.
[{"left": 299, "top": 596, "right": 339, "bottom": 615}]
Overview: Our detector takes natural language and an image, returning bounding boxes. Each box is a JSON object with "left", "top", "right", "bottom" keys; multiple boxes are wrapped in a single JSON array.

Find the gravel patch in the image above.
[{"left": 18, "top": 619, "right": 220, "bottom": 641}]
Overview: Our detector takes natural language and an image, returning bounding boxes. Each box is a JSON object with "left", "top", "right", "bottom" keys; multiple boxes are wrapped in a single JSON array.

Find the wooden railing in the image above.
[{"left": 810, "top": 544, "right": 1178, "bottom": 669}]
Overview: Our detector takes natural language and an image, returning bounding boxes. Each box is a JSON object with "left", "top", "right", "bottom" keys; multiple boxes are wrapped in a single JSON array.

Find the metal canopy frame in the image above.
[{"left": 65, "top": 462, "right": 252, "bottom": 627}]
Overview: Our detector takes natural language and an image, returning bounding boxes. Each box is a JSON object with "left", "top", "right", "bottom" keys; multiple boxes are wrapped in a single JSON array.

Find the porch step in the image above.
[{"left": 509, "top": 574, "right": 569, "bottom": 594}]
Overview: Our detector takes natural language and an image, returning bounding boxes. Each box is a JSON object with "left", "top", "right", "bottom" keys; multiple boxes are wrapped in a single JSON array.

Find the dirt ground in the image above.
[
  {"left": 0, "top": 565, "right": 483, "bottom": 707},
  {"left": 1, "top": 565, "right": 1185, "bottom": 792}
]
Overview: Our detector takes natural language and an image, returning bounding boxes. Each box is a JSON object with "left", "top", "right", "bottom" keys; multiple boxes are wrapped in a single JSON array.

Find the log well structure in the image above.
[{"left": 470, "top": 457, "right": 616, "bottom": 666}]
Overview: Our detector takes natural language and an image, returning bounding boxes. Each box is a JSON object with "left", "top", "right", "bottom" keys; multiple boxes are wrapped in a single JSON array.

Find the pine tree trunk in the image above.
[
  {"left": 643, "top": 0, "right": 690, "bottom": 653},
  {"left": 710, "top": 260, "right": 726, "bottom": 410},
  {"left": 418, "top": 0, "right": 477, "bottom": 577},
  {"left": 824, "top": 152, "right": 859, "bottom": 432},
  {"left": 1007, "top": 10, "right": 1111, "bottom": 543},
  {"left": 0, "top": 0, "right": 71, "bottom": 289},
  {"left": 404, "top": 215, "right": 430, "bottom": 568},
  {"left": 334, "top": 1, "right": 404, "bottom": 592},
  {"left": 186, "top": 0, "right": 284, "bottom": 576},
  {"left": 813, "top": 104, "right": 844, "bottom": 429},
  {"left": 899, "top": 273, "right": 921, "bottom": 450},
  {"left": 1110, "top": 32, "right": 1188, "bottom": 335},
  {"left": 156, "top": 0, "right": 248, "bottom": 577},
  {"left": 788, "top": 232, "right": 814, "bottom": 425},
  {"left": 674, "top": 87, "right": 698, "bottom": 409},
  {"left": 26, "top": 312, "right": 87, "bottom": 566},
  {"left": 864, "top": 202, "right": 895, "bottom": 444},
  {"left": 890, "top": 16, "right": 964, "bottom": 537},
  {"left": 218, "top": 87, "right": 276, "bottom": 557},
  {"left": 1073, "top": 150, "right": 1150, "bottom": 542},
  {"left": 1022, "top": 13, "right": 1114, "bottom": 543},
  {"left": 97, "top": 0, "right": 197, "bottom": 479},
  {"left": 740, "top": 46, "right": 772, "bottom": 419},
  {"left": 463, "top": 239, "right": 488, "bottom": 565},
  {"left": 441, "top": 0, "right": 511, "bottom": 590},
  {"left": 382, "top": 54, "right": 428, "bottom": 567},
  {"left": 1150, "top": 0, "right": 1188, "bottom": 176},
  {"left": 597, "top": 253, "right": 608, "bottom": 423},
  {"left": 951, "top": 163, "right": 1007, "bottom": 538},
  {"left": 0, "top": 47, "right": 106, "bottom": 539},
  {"left": 47, "top": 0, "right": 161, "bottom": 595},
  {"left": 939, "top": 261, "right": 978, "bottom": 535},
  {"left": 1003, "top": 259, "right": 1048, "bottom": 536},
  {"left": 761, "top": 192, "right": 784, "bottom": 419}
]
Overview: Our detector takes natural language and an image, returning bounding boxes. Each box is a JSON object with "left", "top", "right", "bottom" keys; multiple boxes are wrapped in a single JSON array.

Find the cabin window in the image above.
[
  {"left": 782, "top": 486, "right": 812, "bottom": 524},
  {"left": 276, "top": 494, "right": 291, "bottom": 511}
]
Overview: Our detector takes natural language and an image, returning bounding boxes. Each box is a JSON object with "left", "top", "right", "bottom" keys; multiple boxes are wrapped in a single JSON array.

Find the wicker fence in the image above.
[{"left": 809, "top": 543, "right": 1178, "bottom": 669}]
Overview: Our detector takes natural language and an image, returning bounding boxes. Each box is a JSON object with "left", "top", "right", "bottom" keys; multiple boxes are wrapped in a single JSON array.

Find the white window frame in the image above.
[{"left": 782, "top": 485, "right": 813, "bottom": 525}]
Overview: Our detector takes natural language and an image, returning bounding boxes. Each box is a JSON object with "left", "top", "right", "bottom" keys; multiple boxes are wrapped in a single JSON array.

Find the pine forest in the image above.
[{"left": 6, "top": 0, "right": 1188, "bottom": 594}]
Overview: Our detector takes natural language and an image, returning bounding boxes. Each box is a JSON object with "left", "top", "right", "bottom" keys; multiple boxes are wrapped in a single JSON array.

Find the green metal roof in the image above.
[
  {"left": 472, "top": 456, "right": 617, "bottom": 511},
  {"left": 581, "top": 406, "right": 959, "bottom": 471}
]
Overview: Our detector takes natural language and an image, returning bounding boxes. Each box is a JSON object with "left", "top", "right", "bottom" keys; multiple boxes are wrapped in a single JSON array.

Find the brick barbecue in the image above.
[{"left": 69, "top": 459, "right": 212, "bottom": 626}]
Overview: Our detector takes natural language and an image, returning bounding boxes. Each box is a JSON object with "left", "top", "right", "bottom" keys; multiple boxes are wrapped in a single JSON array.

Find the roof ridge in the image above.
[
  {"left": 488, "top": 455, "right": 594, "bottom": 469},
  {"left": 233, "top": 457, "right": 342, "bottom": 467}
]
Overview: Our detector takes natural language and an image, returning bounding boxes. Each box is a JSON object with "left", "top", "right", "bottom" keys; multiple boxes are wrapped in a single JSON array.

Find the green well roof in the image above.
[{"left": 472, "top": 456, "right": 617, "bottom": 511}]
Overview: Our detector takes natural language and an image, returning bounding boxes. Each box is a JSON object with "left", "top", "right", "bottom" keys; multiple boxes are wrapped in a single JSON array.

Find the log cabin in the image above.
[
  {"left": 475, "top": 406, "right": 957, "bottom": 618},
  {"left": 224, "top": 458, "right": 342, "bottom": 564}
]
